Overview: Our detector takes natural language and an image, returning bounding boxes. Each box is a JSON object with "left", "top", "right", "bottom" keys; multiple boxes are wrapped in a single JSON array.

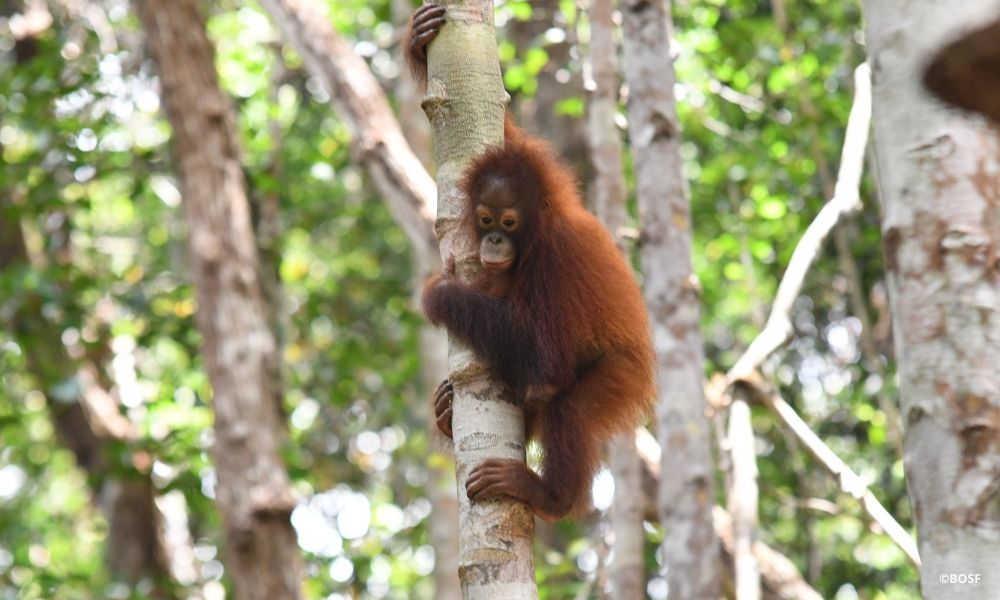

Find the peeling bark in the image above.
[
  {"left": 136, "top": 1, "right": 302, "bottom": 597},
  {"left": 621, "top": 1, "right": 720, "bottom": 597},
  {"left": 864, "top": 1, "right": 1000, "bottom": 597}
]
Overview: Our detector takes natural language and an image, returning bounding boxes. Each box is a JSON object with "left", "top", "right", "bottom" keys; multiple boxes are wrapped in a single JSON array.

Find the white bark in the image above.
[
  {"left": 391, "top": 3, "right": 462, "bottom": 598},
  {"left": 728, "top": 390, "right": 761, "bottom": 600},
  {"left": 621, "top": 1, "right": 719, "bottom": 597},
  {"left": 864, "top": 1, "right": 1000, "bottom": 597},
  {"left": 421, "top": 2, "right": 537, "bottom": 598}
]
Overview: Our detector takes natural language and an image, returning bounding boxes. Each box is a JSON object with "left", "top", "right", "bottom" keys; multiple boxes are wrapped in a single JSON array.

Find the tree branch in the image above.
[
  {"left": 633, "top": 430, "right": 823, "bottom": 600},
  {"left": 256, "top": 0, "right": 438, "bottom": 264},
  {"left": 761, "top": 388, "right": 921, "bottom": 567},
  {"left": 727, "top": 63, "right": 872, "bottom": 383}
]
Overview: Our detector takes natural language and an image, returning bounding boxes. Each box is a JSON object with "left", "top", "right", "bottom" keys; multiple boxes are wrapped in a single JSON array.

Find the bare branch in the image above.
[
  {"left": 633, "top": 430, "right": 823, "bottom": 600},
  {"left": 728, "top": 388, "right": 761, "bottom": 600},
  {"left": 728, "top": 63, "right": 872, "bottom": 382},
  {"left": 762, "top": 389, "right": 921, "bottom": 567}
]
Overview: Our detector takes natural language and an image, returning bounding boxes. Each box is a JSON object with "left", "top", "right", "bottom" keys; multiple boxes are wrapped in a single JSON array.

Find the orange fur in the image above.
[{"left": 413, "top": 5, "right": 655, "bottom": 521}]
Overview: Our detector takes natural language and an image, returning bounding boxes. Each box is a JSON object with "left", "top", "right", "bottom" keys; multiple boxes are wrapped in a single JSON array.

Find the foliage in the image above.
[{"left": 0, "top": 0, "right": 916, "bottom": 598}]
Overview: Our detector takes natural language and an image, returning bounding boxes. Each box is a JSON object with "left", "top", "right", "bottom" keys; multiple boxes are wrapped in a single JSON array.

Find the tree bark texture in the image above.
[
  {"left": 621, "top": 1, "right": 720, "bottom": 598},
  {"left": 419, "top": 2, "right": 538, "bottom": 598},
  {"left": 136, "top": 2, "right": 303, "bottom": 598},
  {"left": 864, "top": 1, "right": 1000, "bottom": 597},
  {"left": 584, "top": 0, "right": 645, "bottom": 597}
]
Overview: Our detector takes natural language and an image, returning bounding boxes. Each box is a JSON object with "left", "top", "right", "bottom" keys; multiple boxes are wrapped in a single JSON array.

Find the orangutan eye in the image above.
[
  {"left": 502, "top": 219, "right": 516, "bottom": 229},
  {"left": 480, "top": 215, "right": 493, "bottom": 226}
]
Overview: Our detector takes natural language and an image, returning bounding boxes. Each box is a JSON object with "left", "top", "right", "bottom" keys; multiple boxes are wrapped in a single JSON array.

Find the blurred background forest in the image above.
[{"left": 1, "top": 0, "right": 922, "bottom": 598}]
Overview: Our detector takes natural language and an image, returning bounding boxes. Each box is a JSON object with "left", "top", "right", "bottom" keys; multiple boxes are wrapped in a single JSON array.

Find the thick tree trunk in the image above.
[
  {"left": 621, "top": 1, "right": 720, "bottom": 597},
  {"left": 864, "top": 1, "right": 1000, "bottom": 598},
  {"left": 584, "top": 0, "right": 645, "bottom": 597},
  {"left": 135, "top": 2, "right": 302, "bottom": 598},
  {"left": 421, "top": 2, "right": 537, "bottom": 598}
]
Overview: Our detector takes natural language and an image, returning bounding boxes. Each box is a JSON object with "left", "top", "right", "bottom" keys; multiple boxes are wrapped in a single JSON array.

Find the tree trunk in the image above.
[
  {"left": 621, "top": 1, "right": 720, "bottom": 597},
  {"left": 584, "top": 0, "right": 645, "bottom": 597},
  {"left": 392, "top": 6, "right": 462, "bottom": 599},
  {"left": 421, "top": 1, "right": 537, "bottom": 597},
  {"left": 728, "top": 389, "right": 761, "bottom": 600},
  {"left": 864, "top": 1, "right": 1000, "bottom": 597},
  {"left": 135, "top": 2, "right": 302, "bottom": 598}
]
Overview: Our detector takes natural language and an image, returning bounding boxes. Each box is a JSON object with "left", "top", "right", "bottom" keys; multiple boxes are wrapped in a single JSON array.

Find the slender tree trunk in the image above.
[
  {"left": 135, "top": 2, "right": 302, "bottom": 598},
  {"left": 392, "top": 6, "right": 462, "bottom": 599},
  {"left": 621, "top": 1, "right": 720, "bottom": 597},
  {"left": 864, "top": 1, "right": 1000, "bottom": 598},
  {"left": 421, "top": 1, "right": 537, "bottom": 597},
  {"left": 584, "top": 0, "right": 645, "bottom": 597},
  {"left": 728, "top": 389, "right": 761, "bottom": 600}
]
